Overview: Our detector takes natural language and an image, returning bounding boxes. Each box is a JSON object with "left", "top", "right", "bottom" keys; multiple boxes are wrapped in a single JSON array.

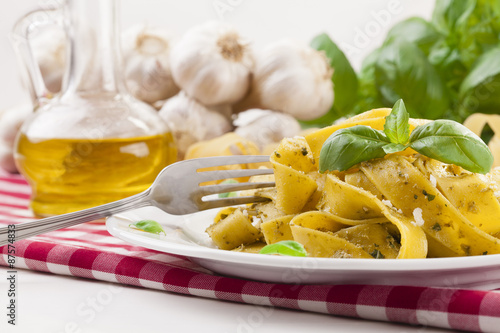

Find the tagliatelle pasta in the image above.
[
  {"left": 206, "top": 109, "right": 500, "bottom": 259},
  {"left": 464, "top": 113, "right": 500, "bottom": 168}
]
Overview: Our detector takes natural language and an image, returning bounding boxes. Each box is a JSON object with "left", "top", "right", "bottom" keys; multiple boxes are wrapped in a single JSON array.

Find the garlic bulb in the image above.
[
  {"left": 158, "top": 92, "right": 232, "bottom": 159},
  {"left": 170, "top": 21, "right": 253, "bottom": 106},
  {"left": 122, "top": 25, "right": 179, "bottom": 104},
  {"left": 31, "top": 26, "right": 67, "bottom": 94},
  {"left": 0, "top": 103, "right": 33, "bottom": 173},
  {"left": 234, "top": 109, "right": 301, "bottom": 150},
  {"left": 239, "top": 40, "right": 334, "bottom": 121},
  {"left": 0, "top": 145, "right": 16, "bottom": 174}
]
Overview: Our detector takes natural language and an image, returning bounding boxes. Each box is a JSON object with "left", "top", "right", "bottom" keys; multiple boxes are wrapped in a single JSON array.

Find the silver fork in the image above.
[{"left": 0, "top": 155, "right": 274, "bottom": 246}]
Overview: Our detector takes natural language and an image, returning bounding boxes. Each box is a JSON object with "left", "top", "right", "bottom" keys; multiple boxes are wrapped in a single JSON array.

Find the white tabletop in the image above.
[{"left": 0, "top": 266, "right": 449, "bottom": 333}]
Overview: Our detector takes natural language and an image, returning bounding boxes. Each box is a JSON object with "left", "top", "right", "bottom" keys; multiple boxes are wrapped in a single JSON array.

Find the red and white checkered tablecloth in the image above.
[{"left": 1, "top": 170, "right": 500, "bottom": 332}]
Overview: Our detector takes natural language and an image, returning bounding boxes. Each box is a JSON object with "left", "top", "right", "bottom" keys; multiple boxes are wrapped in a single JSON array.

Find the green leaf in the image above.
[
  {"left": 382, "top": 143, "right": 407, "bottom": 154},
  {"left": 431, "top": 0, "right": 476, "bottom": 36},
  {"left": 459, "top": 47, "right": 500, "bottom": 115},
  {"left": 432, "top": 0, "right": 500, "bottom": 70},
  {"left": 130, "top": 220, "right": 166, "bottom": 235},
  {"left": 374, "top": 39, "right": 450, "bottom": 119},
  {"left": 319, "top": 125, "right": 390, "bottom": 172},
  {"left": 385, "top": 17, "right": 442, "bottom": 55},
  {"left": 427, "top": 39, "right": 468, "bottom": 103},
  {"left": 218, "top": 179, "right": 239, "bottom": 198},
  {"left": 352, "top": 48, "right": 386, "bottom": 115},
  {"left": 259, "top": 241, "right": 307, "bottom": 257},
  {"left": 384, "top": 99, "right": 410, "bottom": 144},
  {"left": 370, "top": 249, "right": 385, "bottom": 259},
  {"left": 409, "top": 119, "right": 493, "bottom": 174},
  {"left": 454, "top": 0, "right": 500, "bottom": 69},
  {"left": 304, "top": 33, "right": 358, "bottom": 126}
]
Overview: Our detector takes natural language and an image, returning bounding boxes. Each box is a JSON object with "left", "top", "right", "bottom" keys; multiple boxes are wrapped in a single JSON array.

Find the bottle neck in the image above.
[{"left": 61, "top": 0, "right": 125, "bottom": 97}]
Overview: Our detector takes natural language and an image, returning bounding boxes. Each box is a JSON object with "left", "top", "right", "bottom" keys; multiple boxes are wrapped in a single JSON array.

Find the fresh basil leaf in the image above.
[
  {"left": 459, "top": 47, "right": 500, "bottom": 116},
  {"left": 454, "top": 1, "right": 500, "bottom": 69},
  {"left": 432, "top": 0, "right": 500, "bottom": 69},
  {"left": 384, "top": 99, "right": 410, "bottom": 144},
  {"left": 370, "top": 249, "right": 385, "bottom": 259},
  {"left": 382, "top": 143, "right": 407, "bottom": 154},
  {"left": 385, "top": 17, "right": 442, "bottom": 55},
  {"left": 352, "top": 49, "right": 386, "bottom": 115},
  {"left": 428, "top": 39, "right": 468, "bottom": 106},
  {"left": 259, "top": 240, "right": 307, "bottom": 257},
  {"left": 374, "top": 39, "right": 450, "bottom": 119},
  {"left": 319, "top": 125, "right": 390, "bottom": 172},
  {"left": 218, "top": 179, "right": 239, "bottom": 198},
  {"left": 431, "top": 0, "right": 476, "bottom": 36},
  {"left": 409, "top": 119, "right": 493, "bottom": 174},
  {"left": 130, "top": 220, "right": 166, "bottom": 235},
  {"left": 303, "top": 33, "right": 358, "bottom": 126}
]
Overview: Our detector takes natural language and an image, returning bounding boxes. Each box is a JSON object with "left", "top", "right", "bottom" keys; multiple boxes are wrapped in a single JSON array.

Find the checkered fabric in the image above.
[{"left": 1, "top": 170, "right": 500, "bottom": 332}]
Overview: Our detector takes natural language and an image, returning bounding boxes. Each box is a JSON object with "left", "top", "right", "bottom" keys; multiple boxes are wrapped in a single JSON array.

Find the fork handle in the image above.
[{"left": 0, "top": 190, "right": 152, "bottom": 247}]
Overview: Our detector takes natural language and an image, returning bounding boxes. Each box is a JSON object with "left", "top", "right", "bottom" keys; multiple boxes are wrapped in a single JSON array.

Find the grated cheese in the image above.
[
  {"left": 412, "top": 208, "right": 425, "bottom": 227},
  {"left": 251, "top": 216, "right": 262, "bottom": 228},
  {"left": 429, "top": 174, "right": 437, "bottom": 187},
  {"left": 382, "top": 199, "right": 393, "bottom": 208}
]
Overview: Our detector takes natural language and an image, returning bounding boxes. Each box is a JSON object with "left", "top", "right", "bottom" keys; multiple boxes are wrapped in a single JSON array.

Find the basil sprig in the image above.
[
  {"left": 130, "top": 220, "right": 166, "bottom": 235},
  {"left": 319, "top": 99, "right": 493, "bottom": 174},
  {"left": 218, "top": 179, "right": 238, "bottom": 198},
  {"left": 259, "top": 240, "right": 308, "bottom": 257}
]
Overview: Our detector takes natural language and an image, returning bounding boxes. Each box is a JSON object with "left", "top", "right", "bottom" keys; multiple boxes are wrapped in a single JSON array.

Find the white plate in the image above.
[{"left": 106, "top": 206, "right": 500, "bottom": 290}]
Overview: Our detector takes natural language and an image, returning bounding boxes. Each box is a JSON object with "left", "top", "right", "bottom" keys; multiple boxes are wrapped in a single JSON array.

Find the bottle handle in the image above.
[{"left": 10, "top": 7, "right": 64, "bottom": 109}]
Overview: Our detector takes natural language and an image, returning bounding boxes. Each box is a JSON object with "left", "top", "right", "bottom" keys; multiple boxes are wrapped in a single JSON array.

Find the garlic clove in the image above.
[
  {"left": 238, "top": 39, "right": 334, "bottom": 121},
  {"left": 158, "top": 91, "right": 232, "bottom": 159},
  {"left": 0, "top": 103, "right": 33, "bottom": 145},
  {"left": 210, "top": 103, "right": 233, "bottom": 120},
  {"left": 170, "top": 21, "right": 254, "bottom": 106},
  {"left": 234, "top": 108, "right": 302, "bottom": 150},
  {"left": 122, "top": 25, "right": 180, "bottom": 104},
  {"left": 0, "top": 144, "right": 17, "bottom": 174}
]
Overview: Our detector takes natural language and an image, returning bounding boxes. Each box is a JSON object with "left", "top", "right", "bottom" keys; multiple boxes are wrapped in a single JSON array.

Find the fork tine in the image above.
[
  {"left": 201, "top": 196, "right": 271, "bottom": 210},
  {"left": 200, "top": 181, "right": 275, "bottom": 195},
  {"left": 188, "top": 155, "right": 270, "bottom": 170},
  {"left": 199, "top": 168, "right": 273, "bottom": 182}
]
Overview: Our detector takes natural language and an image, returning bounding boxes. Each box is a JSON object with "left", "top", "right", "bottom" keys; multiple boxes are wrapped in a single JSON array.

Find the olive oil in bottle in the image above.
[
  {"left": 15, "top": 133, "right": 176, "bottom": 216},
  {"left": 11, "top": 0, "right": 178, "bottom": 217}
]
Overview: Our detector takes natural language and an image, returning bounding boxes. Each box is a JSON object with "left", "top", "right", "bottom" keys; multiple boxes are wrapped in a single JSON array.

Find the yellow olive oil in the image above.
[{"left": 15, "top": 133, "right": 177, "bottom": 217}]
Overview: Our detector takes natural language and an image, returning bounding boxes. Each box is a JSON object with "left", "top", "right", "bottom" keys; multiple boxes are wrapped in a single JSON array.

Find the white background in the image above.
[{"left": 0, "top": 0, "right": 435, "bottom": 111}]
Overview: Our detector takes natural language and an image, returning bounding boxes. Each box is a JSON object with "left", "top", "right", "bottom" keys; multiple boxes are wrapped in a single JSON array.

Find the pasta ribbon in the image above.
[
  {"left": 270, "top": 161, "right": 317, "bottom": 214},
  {"left": 206, "top": 208, "right": 262, "bottom": 250},
  {"left": 290, "top": 211, "right": 348, "bottom": 233},
  {"left": 305, "top": 108, "right": 391, "bottom": 161},
  {"left": 333, "top": 224, "right": 400, "bottom": 259},
  {"left": 319, "top": 173, "right": 428, "bottom": 259},
  {"left": 206, "top": 112, "right": 500, "bottom": 260},
  {"left": 361, "top": 155, "right": 500, "bottom": 257},
  {"left": 260, "top": 215, "right": 295, "bottom": 244},
  {"left": 464, "top": 113, "right": 500, "bottom": 168},
  {"left": 414, "top": 156, "right": 500, "bottom": 235},
  {"left": 290, "top": 225, "right": 374, "bottom": 258},
  {"left": 305, "top": 108, "right": 427, "bottom": 162}
]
